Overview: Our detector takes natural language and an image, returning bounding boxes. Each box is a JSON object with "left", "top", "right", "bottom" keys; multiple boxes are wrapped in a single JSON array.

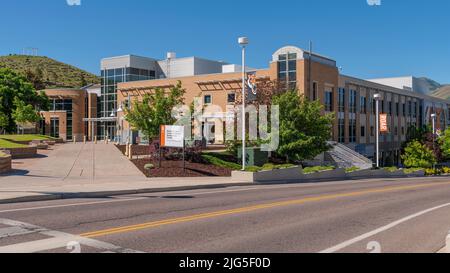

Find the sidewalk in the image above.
[{"left": 0, "top": 143, "right": 251, "bottom": 204}]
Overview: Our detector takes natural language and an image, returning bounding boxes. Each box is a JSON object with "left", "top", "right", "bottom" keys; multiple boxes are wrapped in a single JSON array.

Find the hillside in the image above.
[
  {"left": 432, "top": 85, "right": 450, "bottom": 100},
  {"left": 0, "top": 55, "right": 100, "bottom": 89}
]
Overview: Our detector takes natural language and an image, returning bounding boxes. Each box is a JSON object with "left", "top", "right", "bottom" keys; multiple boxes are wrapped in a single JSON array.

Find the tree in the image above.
[
  {"left": 12, "top": 97, "right": 41, "bottom": 123},
  {"left": 124, "top": 81, "right": 185, "bottom": 141},
  {"left": 272, "top": 90, "right": 334, "bottom": 162},
  {"left": 440, "top": 128, "right": 450, "bottom": 160},
  {"left": 401, "top": 140, "right": 437, "bottom": 168},
  {"left": 24, "top": 68, "right": 46, "bottom": 90},
  {"left": 0, "top": 68, "right": 49, "bottom": 132}
]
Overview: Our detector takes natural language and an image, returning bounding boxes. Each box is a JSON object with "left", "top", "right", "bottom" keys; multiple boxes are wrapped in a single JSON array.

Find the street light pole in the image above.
[
  {"left": 431, "top": 113, "right": 437, "bottom": 169},
  {"left": 374, "top": 94, "right": 381, "bottom": 168},
  {"left": 239, "top": 37, "right": 248, "bottom": 171}
]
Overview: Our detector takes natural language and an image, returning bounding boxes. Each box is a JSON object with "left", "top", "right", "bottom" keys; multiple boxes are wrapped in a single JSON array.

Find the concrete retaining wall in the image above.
[
  {"left": 232, "top": 167, "right": 426, "bottom": 183},
  {"left": 6, "top": 146, "right": 38, "bottom": 159},
  {"left": 0, "top": 155, "right": 12, "bottom": 174}
]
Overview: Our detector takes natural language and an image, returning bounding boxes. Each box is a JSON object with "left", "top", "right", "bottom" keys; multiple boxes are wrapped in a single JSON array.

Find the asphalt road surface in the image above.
[{"left": 0, "top": 177, "right": 450, "bottom": 253}]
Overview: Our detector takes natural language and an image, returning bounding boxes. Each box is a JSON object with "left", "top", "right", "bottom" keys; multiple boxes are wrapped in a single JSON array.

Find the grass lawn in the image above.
[
  {"left": 0, "top": 134, "right": 56, "bottom": 142},
  {"left": 0, "top": 139, "right": 27, "bottom": 149},
  {"left": 0, "top": 151, "right": 9, "bottom": 157}
]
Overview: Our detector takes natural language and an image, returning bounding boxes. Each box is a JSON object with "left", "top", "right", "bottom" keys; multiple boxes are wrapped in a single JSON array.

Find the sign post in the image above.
[{"left": 160, "top": 125, "right": 186, "bottom": 173}]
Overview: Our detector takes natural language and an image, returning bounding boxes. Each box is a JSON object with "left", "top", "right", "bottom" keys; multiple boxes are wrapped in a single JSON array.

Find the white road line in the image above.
[
  {"left": 319, "top": 202, "right": 450, "bottom": 253},
  {"left": 0, "top": 197, "right": 147, "bottom": 214},
  {"left": 0, "top": 218, "right": 142, "bottom": 253}
]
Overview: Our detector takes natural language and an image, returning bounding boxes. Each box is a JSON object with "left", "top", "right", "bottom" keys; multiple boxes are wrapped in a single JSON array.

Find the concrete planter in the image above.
[
  {"left": 232, "top": 166, "right": 303, "bottom": 183},
  {"left": 405, "top": 170, "right": 425, "bottom": 177},
  {"left": 302, "top": 168, "right": 346, "bottom": 181},
  {"left": 5, "top": 146, "right": 38, "bottom": 159}
]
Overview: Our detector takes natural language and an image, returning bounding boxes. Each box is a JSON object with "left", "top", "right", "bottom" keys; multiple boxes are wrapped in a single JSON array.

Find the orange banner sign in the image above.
[{"left": 380, "top": 114, "right": 388, "bottom": 133}]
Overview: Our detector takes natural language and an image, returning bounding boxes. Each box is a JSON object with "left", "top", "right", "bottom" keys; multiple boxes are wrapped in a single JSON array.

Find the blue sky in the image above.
[{"left": 0, "top": 0, "right": 449, "bottom": 83}]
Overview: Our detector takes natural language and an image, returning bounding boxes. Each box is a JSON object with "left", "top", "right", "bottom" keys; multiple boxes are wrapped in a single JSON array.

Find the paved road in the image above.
[{"left": 0, "top": 177, "right": 450, "bottom": 253}]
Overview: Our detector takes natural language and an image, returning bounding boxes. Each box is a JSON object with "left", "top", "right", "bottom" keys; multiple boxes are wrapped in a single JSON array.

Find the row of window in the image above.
[
  {"left": 336, "top": 88, "right": 421, "bottom": 118},
  {"left": 203, "top": 93, "right": 237, "bottom": 105},
  {"left": 338, "top": 117, "right": 410, "bottom": 143},
  {"left": 101, "top": 68, "right": 156, "bottom": 78}
]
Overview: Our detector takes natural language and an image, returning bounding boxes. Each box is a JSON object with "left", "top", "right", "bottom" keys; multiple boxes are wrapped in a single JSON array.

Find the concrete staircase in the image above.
[{"left": 325, "top": 142, "right": 373, "bottom": 170}]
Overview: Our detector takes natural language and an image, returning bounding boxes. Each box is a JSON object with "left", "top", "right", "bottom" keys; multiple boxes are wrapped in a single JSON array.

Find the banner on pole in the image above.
[{"left": 380, "top": 114, "right": 388, "bottom": 133}]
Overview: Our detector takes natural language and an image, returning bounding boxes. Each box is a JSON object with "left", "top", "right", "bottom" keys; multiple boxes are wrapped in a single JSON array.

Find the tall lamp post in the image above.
[
  {"left": 431, "top": 113, "right": 437, "bottom": 169},
  {"left": 374, "top": 93, "right": 382, "bottom": 168},
  {"left": 238, "top": 37, "right": 249, "bottom": 171},
  {"left": 117, "top": 104, "right": 124, "bottom": 144}
]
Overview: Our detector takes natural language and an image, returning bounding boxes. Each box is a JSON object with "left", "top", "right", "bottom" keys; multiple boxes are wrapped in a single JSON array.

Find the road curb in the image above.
[{"left": 0, "top": 182, "right": 254, "bottom": 205}]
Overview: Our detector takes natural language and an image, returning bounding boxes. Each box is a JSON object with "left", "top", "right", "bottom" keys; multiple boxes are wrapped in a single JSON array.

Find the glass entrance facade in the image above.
[
  {"left": 99, "top": 67, "right": 156, "bottom": 140},
  {"left": 51, "top": 99, "right": 73, "bottom": 140}
]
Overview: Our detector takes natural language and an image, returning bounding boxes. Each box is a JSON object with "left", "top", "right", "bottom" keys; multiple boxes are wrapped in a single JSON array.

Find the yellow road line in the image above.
[{"left": 80, "top": 181, "right": 450, "bottom": 238}]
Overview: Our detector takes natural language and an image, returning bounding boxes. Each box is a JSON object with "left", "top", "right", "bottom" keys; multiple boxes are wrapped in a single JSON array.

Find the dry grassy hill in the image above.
[
  {"left": 0, "top": 55, "right": 100, "bottom": 89},
  {"left": 432, "top": 85, "right": 450, "bottom": 100}
]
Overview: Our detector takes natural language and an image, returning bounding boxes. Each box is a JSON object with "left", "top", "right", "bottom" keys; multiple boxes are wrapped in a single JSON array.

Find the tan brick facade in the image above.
[{"left": 107, "top": 46, "right": 450, "bottom": 166}]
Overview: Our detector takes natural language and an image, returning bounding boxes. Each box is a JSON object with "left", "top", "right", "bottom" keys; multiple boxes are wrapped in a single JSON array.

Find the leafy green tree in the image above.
[
  {"left": 12, "top": 97, "right": 41, "bottom": 123},
  {"left": 0, "top": 111, "right": 8, "bottom": 134},
  {"left": 0, "top": 68, "right": 49, "bottom": 132},
  {"left": 272, "top": 90, "right": 334, "bottom": 162},
  {"left": 401, "top": 140, "right": 437, "bottom": 168},
  {"left": 440, "top": 128, "right": 450, "bottom": 160},
  {"left": 124, "top": 81, "right": 185, "bottom": 141}
]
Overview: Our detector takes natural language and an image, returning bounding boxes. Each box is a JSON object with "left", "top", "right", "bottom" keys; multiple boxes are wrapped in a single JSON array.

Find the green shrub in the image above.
[
  {"left": 442, "top": 167, "right": 450, "bottom": 174},
  {"left": 403, "top": 168, "right": 424, "bottom": 174},
  {"left": 345, "top": 167, "right": 360, "bottom": 173},
  {"left": 402, "top": 140, "right": 437, "bottom": 168},
  {"left": 144, "top": 163, "right": 155, "bottom": 170},
  {"left": 425, "top": 168, "right": 442, "bottom": 176},
  {"left": 202, "top": 154, "right": 242, "bottom": 170},
  {"left": 384, "top": 167, "right": 399, "bottom": 173},
  {"left": 303, "top": 166, "right": 335, "bottom": 174}
]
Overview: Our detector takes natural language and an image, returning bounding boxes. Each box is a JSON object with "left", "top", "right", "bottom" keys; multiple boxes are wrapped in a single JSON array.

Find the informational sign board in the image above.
[
  {"left": 160, "top": 125, "right": 185, "bottom": 148},
  {"left": 380, "top": 114, "right": 388, "bottom": 133}
]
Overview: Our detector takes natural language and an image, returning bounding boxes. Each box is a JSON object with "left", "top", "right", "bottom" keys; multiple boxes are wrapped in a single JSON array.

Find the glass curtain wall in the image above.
[{"left": 99, "top": 67, "right": 155, "bottom": 139}]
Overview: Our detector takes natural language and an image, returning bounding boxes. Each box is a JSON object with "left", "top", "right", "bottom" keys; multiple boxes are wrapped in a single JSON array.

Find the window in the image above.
[
  {"left": 361, "top": 126, "right": 366, "bottom": 137},
  {"left": 204, "top": 95, "right": 212, "bottom": 104},
  {"left": 402, "top": 103, "right": 406, "bottom": 117},
  {"left": 227, "top": 93, "right": 236, "bottom": 104},
  {"left": 349, "top": 90, "right": 357, "bottom": 113},
  {"left": 370, "top": 126, "right": 375, "bottom": 137},
  {"left": 278, "top": 53, "right": 297, "bottom": 90},
  {"left": 408, "top": 101, "right": 412, "bottom": 117},
  {"left": 349, "top": 119, "right": 357, "bottom": 143},
  {"left": 338, "top": 88, "right": 345, "bottom": 112},
  {"left": 325, "top": 91, "right": 333, "bottom": 112},
  {"left": 313, "top": 82, "right": 318, "bottom": 101},
  {"left": 388, "top": 101, "right": 392, "bottom": 116},
  {"left": 360, "top": 96, "right": 367, "bottom": 114},
  {"left": 338, "top": 119, "right": 345, "bottom": 143},
  {"left": 394, "top": 126, "right": 398, "bottom": 136},
  {"left": 396, "top": 102, "right": 399, "bottom": 116}
]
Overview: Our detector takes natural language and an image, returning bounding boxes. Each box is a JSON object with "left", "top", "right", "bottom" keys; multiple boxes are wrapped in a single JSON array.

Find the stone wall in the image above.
[{"left": 6, "top": 146, "right": 38, "bottom": 159}]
